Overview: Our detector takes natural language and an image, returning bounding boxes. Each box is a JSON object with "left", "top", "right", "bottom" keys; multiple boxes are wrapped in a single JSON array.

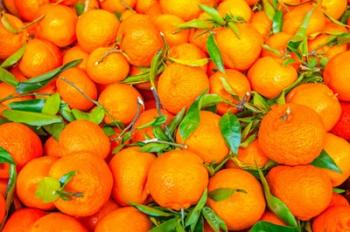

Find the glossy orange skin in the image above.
[
  {"left": 217, "top": 0, "right": 252, "bottom": 21},
  {"left": 260, "top": 211, "right": 286, "bottom": 226},
  {"left": 168, "top": 43, "right": 208, "bottom": 70},
  {"left": 332, "top": 102, "right": 350, "bottom": 141},
  {"left": 63, "top": 46, "right": 88, "bottom": 70},
  {"left": 0, "top": 194, "right": 5, "bottom": 222},
  {"left": 313, "top": 206, "right": 350, "bottom": 232},
  {"left": 29, "top": 213, "right": 87, "bottom": 232},
  {"left": 2, "top": 208, "right": 46, "bottom": 232},
  {"left": 44, "top": 137, "right": 61, "bottom": 157},
  {"left": 14, "top": 0, "right": 49, "bottom": 21}
]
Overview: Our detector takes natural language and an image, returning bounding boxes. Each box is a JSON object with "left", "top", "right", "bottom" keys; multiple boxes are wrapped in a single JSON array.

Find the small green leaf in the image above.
[
  {"left": 207, "top": 33, "right": 225, "bottom": 73},
  {"left": 137, "top": 115, "right": 167, "bottom": 129},
  {"left": 103, "top": 126, "right": 116, "bottom": 136},
  {"left": 312, "top": 149, "right": 342, "bottom": 173},
  {"left": 0, "top": 67, "right": 18, "bottom": 87},
  {"left": 208, "top": 188, "right": 246, "bottom": 202},
  {"left": 150, "top": 49, "right": 164, "bottom": 88},
  {"left": 275, "top": 91, "right": 286, "bottom": 105},
  {"left": 185, "top": 189, "right": 208, "bottom": 231},
  {"left": 151, "top": 218, "right": 178, "bottom": 232},
  {"left": 75, "top": 2, "right": 84, "bottom": 15},
  {"left": 177, "top": 19, "right": 212, "bottom": 29},
  {"left": 199, "top": 4, "right": 225, "bottom": 25},
  {"left": 219, "top": 112, "right": 241, "bottom": 154},
  {"left": 200, "top": 94, "right": 225, "bottom": 108},
  {"left": 262, "top": 0, "right": 276, "bottom": 20},
  {"left": 333, "top": 188, "right": 346, "bottom": 193},
  {"left": 169, "top": 57, "right": 209, "bottom": 67},
  {"left": 16, "top": 59, "right": 82, "bottom": 93},
  {"left": 44, "top": 123, "right": 65, "bottom": 140},
  {"left": 8, "top": 99, "right": 45, "bottom": 112},
  {"left": 178, "top": 98, "right": 201, "bottom": 140},
  {"left": 252, "top": 92, "right": 270, "bottom": 111},
  {"left": 42, "top": 93, "right": 61, "bottom": 115},
  {"left": 272, "top": 10, "right": 283, "bottom": 34},
  {"left": 59, "top": 102, "right": 75, "bottom": 122},
  {"left": 202, "top": 206, "right": 228, "bottom": 232},
  {"left": 1, "top": 45, "right": 26, "bottom": 68},
  {"left": 250, "top": 221, "right": 299, "bottom": 232},
  {"left": 72, "top": 106, "right": 105, "bottom": 124},
  {"left": 140, "top": 142, "right": 170, "bottom": 153},
  {"left": 59, "top": 171, "right": 76, "bottom": 188},
  {"left": 130, "top": 202, "right": 173, "bottom": 217},
  {"left": 2, "top": 110, "right": 63, "bottom": 126},
  {"left": 35, "top": 177, "right": 61, "bottom": 203}
]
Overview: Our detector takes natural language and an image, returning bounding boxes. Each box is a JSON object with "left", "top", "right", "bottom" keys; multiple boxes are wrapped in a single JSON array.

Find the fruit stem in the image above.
[{"left": 280, "top": 106, "right": 292, "bottom": 121}]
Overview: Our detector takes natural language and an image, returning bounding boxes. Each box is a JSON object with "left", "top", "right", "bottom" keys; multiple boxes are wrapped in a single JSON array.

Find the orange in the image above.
[
  {"left": 209, "top": 69, "right": 251, "bottom": 115},
  {"left": 332, "top": 102, "right": 350, "bottom": 141},
  {"left": 233, "top": 140, "right": 269, "bottom": 168},
  {"left": 36, "top": 4, "right": 77, "bottom": 47},
  {"left": 267, "top": 165, "right": 333, "bottom": 220},
  {"left": 56, "top": 67, "right": 97, "bottom": 111},
  {"left": 248, "top": 56, "right": 298, "bottom": 99},
  {"left": 136, "top": 0, "right": 157, "bottom": 13},
  {"left": 86, "top": 47, "right": 130, "bottom": 84},
  {"left": 2, "top": 208, "right": 46, "bottom": 232},
  {"left": 98, "top": 83, "right": 142, "bottom": 124},
  {"left": 0, "top": 13, "right": 28, "bottom": 60},
  {"left": 0, "top": 180, "right": 7, "bottom": 196},
  {"left": 132, "top": 109, "right": 173, "bottom": 142},
  {"left": 49, "top": 152, "right": 113, "bottom": 217},
  {"left": 328, "top": 192, "right": 349, "bottom": 208},
  {"left": 286, "top": 83, "right": 341, "bottom": 131},
  {"left": 153, "top": 14, "right": 189, "bottom": 46},
  {"left": 216, "top": 24, "right": 263, "bottom": 70},
  {"left": 258, "top": 103, "right": 326, "bottom": 166},
  {"left": 29, "top": 213, "right": 87, "bottom": 232},
  {"left": 49, "top": 0, "right": 79, "bottom": 5},
  {"left": 76, "top": 9, "right": 119, "bottom": 52},
  {"left": 168, "top": 43, "right": 208, "bottom": 70},
  {"left": 58, "top": 119, "right": 111, "bottom": 159},
  {"left": 217, "top": 0, "right": 252, "bottom": 21},
  {"left": 0, "top": 123, "right": 43, "bottom": 172},
  {"left": 262, "top": 32, "right": 292, "bottom": 58},
  {"left": 16, "top": 156, "right": 58, "bottom": 210},
  {"left": 109, "top": 147, "right": 156, "bottom": 206},
  {"left": 0, "top": 194, "right": 5, "bottom": 222},
  {"left": 44, "top": 137, "right": 61, "bottom": 157},
  {"left": 14, "top": 0, "right": 49, "bottom": 21},
  {"left": 100, "top": 0, "right": 137, "bottom": 13},
  {"left": 324, "top": 51, "right": 350, "bottom": 101},
  {"left": 321, "top": 0, "right": 347, "bottom": 19},
  {"left": 251, "top": 11, "right": 272, "bottom": 39},
  {"left": 3, "top": 0, "right": 19, "bottom": 15},
  {"left": 319, "top": 133, "right": 350, "bottom": 186},
  {"left": 158, "top": 63, "right": 209, "bottom": 114},
  {"left": 208, "top": 168, "right": 266, "bottom": 230},
  {"left": 189, "top": 28, "right": 211, "bottom": 52},
  {"left": 80, "top": 200, "right": 119, "bottom": 231},
  {"left": 146, "top": 149, "right": 209, "bottom": 210},
  {"left": 260, "top": 211, "right": 286, "bottom": 226},
  {"left": 283, "top": 3, "right": 326, "bottom": 36},
  {"left": 95, "top": 207, "right": 152, "bottom": 232},
  {"left": 313, "top": 206, "right": 350, "bottom": 232},
  {"left": 19, "top": 39, "right": 62, "bottom": 78},
  {"left": 63, "top": 45, "right": 88, "bottom": 70},
  {"left": 119, "top": 14, "right": 163, "bottom": 66},
  {"left": 0, "top": 83, "right": 32, "bottom": 115},
  {"left": 176, "top": 111, "right": 229, "bottom": 163}
]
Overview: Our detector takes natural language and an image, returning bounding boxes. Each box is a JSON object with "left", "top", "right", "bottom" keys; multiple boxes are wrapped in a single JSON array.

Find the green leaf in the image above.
[
  {"left": 262, "top": 0, "right": 276, "bottom": 20},
  {"left": 1, "top": 45, "right": 26, "bottom": 68},
  {"left": 16, "top": 59, "right": 82, "bottom": 93},
  {"left": 59, "top": 171, "right": 76, "bottom": 188},
  {"left": 252, "top": 92, "right": 270, "bottom": 111},
  {"left": 199, "top": 4, "right": 225, "bottom": 25},
  {"left": 71, "top": 106, "right": 105, "bottom": 124},
  {"left": 200, "top": 94, "right": 225, "bottom": 108},
  {"left": 150, "top": 49, "right": 164, "bottom": 88},
  {"left": 290, "top": 7, "right": 315, "bottom": 42},
  {"left": 208, "top": 188, "right": 246, "bottom": 202},
  {"left": 185, "top": 189, "right": 208, "bottom": 231},
  {"left": 202, "top": 207, "right": 228, "bottom": 232},
  {"left": 42, "top": 93, "right": 61, "bottom": 115},
  {"left": 59, "top": 102, "right": 75, "bottom": 122},
  {"left": 178, "top": 97, "right": 201, "bottom": 140},
  {"left": 103, "top": 126, "right": 116, "bottom": 136},
  {"left": 130, "top": 202, "right": 173, "bottom": 217},
  {"left": 151, "top": 218, "right": 178, "bottom": 232},
  {"left": 207, "top": 33, "right": 225, "bottom": 73},
  {"left": 8, "top": 99, "right": 45, "bottom": 112},
  {"left": 275, "top": 91, "right": 286, "bottom": 105},
  {"left": 35, "top": 177, "right": 61, "bottom": 203},
  {"left": 257, "top": 168, "right": 298, "bottom": 228},
  {"left": 250, "top": 221, "right": 299, "bottom": 232},
  {"left": 193, "top": 216, "right": 205, "bottom": 232},
  {"left": 2, "top": 110, "right": 63, "bottom": 126},
  {"left": 75, "top": 2, "right": 84, "bottom": 15},
  {"left": 0, "top": 147, "right": 15, "bottom": 165},
  {"left": 272, "top": 10, "right": 283, "bottom": 34},
  {"left": 333, "top": 188, "right": 346, "bottom": 193},
  {"left": 312, "top": 149, "right": 342, "bottom": 173},
  {"left": 137, "top": 115, "right": 167, "bottom": 129},
  {"left": 0, "top": 67, "right": 18, "bottom": 87},
  {"left": 44, "top": 123, "right": 65, "bottom": 140},
  {"left": 177, "top": 19, "right": 212, "bottom": 29},
  {"left": 140, "top": 142, "right": 170, "bottom": 153},
  {"left": 169, "top": 57, "right": 209, "bottom": 67},
  {"left": 219, "top": 112, "right": 241, "bottom": 154}
]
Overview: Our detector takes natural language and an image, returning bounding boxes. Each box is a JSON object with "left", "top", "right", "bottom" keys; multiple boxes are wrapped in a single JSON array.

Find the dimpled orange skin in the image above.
[
  {"left": 176, "top": 111, "right": 229, "bottom": 164},
  {"left": 217, "top": 0, "right": 252, "bottom": 21},
  {"left": 119, "top": 14, "right": 163, "bottom": 67},
  {"left": 100, "top": 0, "right": 137, "bottom": 13},
  {"left": 328, "top": 192, "right": 350, "bottom": 208},
  {"left": 324, "top": 51, "right": 350, "bottom": 101},
  {"left": 49, "top": 152, "right": 113, "bottom": 217},
  {"left": 158, "top": 63, "right": 209, "bottom": 114},
  {"left": 260, "top": 211, "right": 286, "bottom": 226},
  {"left": 267, "top": 165, "right": 333, "bottom": 220},
  {"left": 313, "top": 206, "right": 350, "bottom": 232},
  {"left": 2, "top": 208, "right": 46, "bottom": 232},
  {"left": 320, "top": 133, "right": 350, "bottom": 186},
  {"left": 286, "top": 83, "right": 341, "bottom": 131},
  {"left": 248, "top": 57, "right": 298, "bottom": 99},
  {"left": 95, "top": 207, "right": 152, "bottom": 232},
  {"left": 283, "top": 3, "right": 326, "bottom": 36},
  {"left": 168, "top": 43, "right": 208, "bottom": 70},
  {"left": 251, "top": 11, "right": 272, "bottom": 39},
  {"left": 146, "top": 149, "right": 209, "bottom": 210},
  {"left": 109, "top": 147, "right": 156, "bottom": 206},
  {"left": 14, "top": 0, "right": 49, "bottom": 21},
  {"left": 44, "top": 137, "right": 61, "bottom": 157},
  {"left": 258, "top": 103, "right": 326, "bottom": 166},
  {"left": 209, "top": 69, "right": 251, "bottom": 115},
  {"left": 153, "top": 14, "right": 189, "bottom": 46},
  {"left": 321, "top": 0, "right": 347, "bottom": 19},
  {"left": 234, "top": 139, "right": 269, "bottom": 168},
  {"left": 86, "top": 47, "right": 130, "bottom": 85},
  {"left": 63, "top": 46, "right": 88, "bottom": 70},
  {"left": 0, "top": 123, "right": 43, "bottom": 170},
  {"left": 29, "top": 213, "right": 87, "bottom": 232},
  {"left": 208, "top": 168, "right": 266, "bottom": 231},
  {"left": 56, "top": 68, "right": 97, "bottom": 111},
  {"left": 58, "top": 120, "right": 111, "bottom": 159},
  {"left": 36, "top": 4, "right": 77, "bottom": 47},
  {"left": 0, "top": 14, "right": 28, "bottom": 60},
  {"left": 98, "top": 83, "right": 142, "bottom": 124},
  {"left": 132, "top": 109, "right": 173, "bottom": 142},
  {"left": 76, "top": 10, "right": 119, "bottom": 52},
  {"left": 19, "top": 39, "right": 62, "bottom": 78},
  {"left": 159, "top": 0, "right": 203, "bottom": 21},
  {"left": 16, "top": 156, "right": 58, "bottom": 210},
  {"left": 215, "top": 24, "right": 263, "bottom": 71}
]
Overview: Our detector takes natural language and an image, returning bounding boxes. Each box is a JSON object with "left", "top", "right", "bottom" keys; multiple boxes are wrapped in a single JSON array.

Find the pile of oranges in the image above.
[{"left": 1, "top": 0, "right": 350, "bottom": 231}]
